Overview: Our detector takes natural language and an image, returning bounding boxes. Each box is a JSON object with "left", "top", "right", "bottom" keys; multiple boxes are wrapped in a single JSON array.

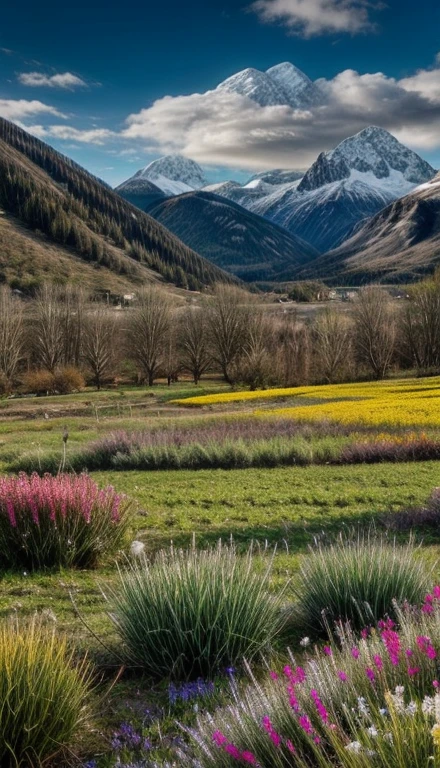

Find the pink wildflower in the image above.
[
  {"left": 373, "top": 654, "right": 383, "bottom": 671},
  {"left": 311, "top": 689, "right": 329, "bottom": 723},
  {"left": 366, "top": 667, "right": 375, "bottom": 683},
  {"left": 338, "top": 671, "right": 348, "bottom": 681},
  {"left": 323, "top": 646, "right": 332, "bottom": 656},
  {"left": 351, "top": 647, "right": 360, "bottom": 660}
]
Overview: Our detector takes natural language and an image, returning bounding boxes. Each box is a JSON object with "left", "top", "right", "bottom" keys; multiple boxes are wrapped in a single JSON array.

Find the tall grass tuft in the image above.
[
  {"left": 293, "top": 532, "right": 431, "bottom": 635},
  {"left": 0, "top": 472, "right": 133, "bottom": 570},
  {"left": 0, "top": 616, "right": 93, "bottom": 767},
  {"left": 107, "top": 542, "right": 287, "bottom": 679}
]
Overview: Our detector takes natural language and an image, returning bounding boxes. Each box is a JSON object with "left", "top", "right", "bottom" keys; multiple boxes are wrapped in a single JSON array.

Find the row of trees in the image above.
[{"left": 2, "top": 277, "right": 440, "bottom": 394}]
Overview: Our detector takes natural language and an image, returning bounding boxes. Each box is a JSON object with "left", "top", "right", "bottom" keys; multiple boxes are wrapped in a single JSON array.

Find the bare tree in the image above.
[
  {"left": 238, "top": 308, "right": 273, "bottom": 390},
  {"left": 82, "top": 303, "right": 118, "bottom": 390},
  {"left": 274, "top": 312, "right": 311, "bottom": 387},
  {"left": 32, "top": 284, "right": 65, "bottom": 372},
  {"left": 352, "top": 286, "right": 396, "bottom": 379},
  {"left": 128, "top": 285, "right": 172, "bottom": 386},
  {"left": 313, "top": 306, "right": 352, "bottom": 383},
  {"left": 401, "top": 277, "right": 440, "bottom": 372},
  {"left": 206, "top": 284, "right": 250, "bottom": 383},
  {"left": 60, "top": 285, "right": 87, "bottom": 367},
  {"left": 178, "top": 306, "right": 211, "bottom": 385},
  {"left": 0, "top": 287, "right": 25, "bottom": 386}
]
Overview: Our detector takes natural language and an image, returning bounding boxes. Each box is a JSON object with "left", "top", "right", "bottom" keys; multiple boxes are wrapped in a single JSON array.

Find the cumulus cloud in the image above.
[
  {"left": 18, "top": 72, "right": 87, "bottom": 90},
  {"left": 41, "top": 125, "right": 116, "bottom": 145},
  {"left": 249, "top": 0, "right": 382, "bottom": 37},
  {"left": 0, "top": 99, "right": 66, "bottom": 121},
  {"left": 120, "top": 59, "right": 440, "bottom": 170}
]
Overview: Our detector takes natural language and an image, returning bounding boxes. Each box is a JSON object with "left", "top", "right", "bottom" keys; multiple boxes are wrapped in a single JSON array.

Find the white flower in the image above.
[
  {"left": 130, "top": 540, "right": 145, "bottom": 557},
  {"left": 422, "top": 696, "right": 435, "bottom": 714},
  {"left": 395, "top": 686, "right": 405, "bottom": 697},
  {"left": 406, "top": 701, "right": 417, "bottom": 716},
  {"left": 300, "top": 636, "right": 310, "bottom": 647},
  {"left": 358, "top": 697, "right": 370, "bottom": 716},
  {"left": 435, "top": 693, "right": 440, "bottom": 723},
  {"left": 367, "top": 726, "right": 378, "bottom": 737},
  {"left": 379, "top": 708, "right": 388, "bottom": 716},
  {"left": 345, "top": 741, "right": 363, "bottom": 753}
]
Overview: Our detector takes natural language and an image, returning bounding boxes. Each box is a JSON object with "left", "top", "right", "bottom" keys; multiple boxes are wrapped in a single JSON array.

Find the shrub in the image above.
[
  {"left": 0, "top": 472, "right": 133, "bottom": 570},
  {"left": 293, "top": 532, "right": 431, "bottom": 636},
  {"left": 21, "top": 368, "right": 55, "bottom": 395},
  {"left": 108, "top": 543, "right": 287, "bottom": 679},
  {"left": 384, "top": 486, "right": 440, "bottom": 531},
  {"left": 53, "top": 365, "right": 85, "bottom": 394},
  {"left": 340, "top": 434, "right": 440, "bottom": 464},
  {"left": 185, "top": 591, "right": 440, "bottom": 768},
  {"left": 0, "top": 616, "right": 92, "bottom": 767}
]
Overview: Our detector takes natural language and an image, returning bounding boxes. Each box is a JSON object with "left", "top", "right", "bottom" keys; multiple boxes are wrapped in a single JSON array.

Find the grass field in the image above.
[{"left": 2, "top": 376, "right": 440, "bottom": 765}]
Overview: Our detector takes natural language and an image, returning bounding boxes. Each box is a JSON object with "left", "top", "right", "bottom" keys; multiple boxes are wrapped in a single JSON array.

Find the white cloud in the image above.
[
  {"left": 46, "top": 126, "right": 116, "bottom": 144},
  {"left": 18, "top": 72, "right": 87, "bottom": 90},
  {"left": 120, "top": 59, "right": 440, "bottom": 170},
  {"left": 0, "top": 99, "right": 66, "bottom": 121},
  {"left": 249, "top": 0, "right": 382, "bottom": 37}
]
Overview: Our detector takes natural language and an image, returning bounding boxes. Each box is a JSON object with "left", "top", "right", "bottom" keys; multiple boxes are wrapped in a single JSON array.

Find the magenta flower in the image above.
[
  {"left": 366, "top": 667, "right": 375, "bottom": 683},
  {"left": 338, "top": 671, "right": 348, "bottom": 682},
  {"left": 373, "top": 654, "right": 383, "bottom": 671},
  {"left": 408, "top": 666, "right": 421, "bottom": 677},
  {"left": 323, "top": 646, "right": 332, "bottom": 656},
  {"left": 298, "top": 715, "right": 314, "bottom": 736},
  {"left": 311, "top": 689, "right": 329, "bottom": 723},
  {"left": 351, "top": 647, "right": 360, "bottom": 660}
]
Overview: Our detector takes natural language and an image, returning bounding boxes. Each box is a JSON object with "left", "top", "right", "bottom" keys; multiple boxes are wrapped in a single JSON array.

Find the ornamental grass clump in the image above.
[
  {"left": 0, "top": 616, "right": 93, "bottom": 767},
  {"left": 293, "top": 532, "right": 430, "bottom": 636},
  {"left": 183, "top": 591, "right": 440, "bottom": 768},
  {"left": 0, "top": 472, "right": 133, "bottom": 570},
  {"left": 108, "top": 542, "right": 287, "bottom": 679}
]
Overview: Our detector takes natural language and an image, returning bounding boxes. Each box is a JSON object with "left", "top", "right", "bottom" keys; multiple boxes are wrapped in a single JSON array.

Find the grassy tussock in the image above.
[
  {"left": 107, "top": 542, "right": 288, "bottom": 679},
  {"left": 0, "top": 616, "right": 93, "bottom": 767}
]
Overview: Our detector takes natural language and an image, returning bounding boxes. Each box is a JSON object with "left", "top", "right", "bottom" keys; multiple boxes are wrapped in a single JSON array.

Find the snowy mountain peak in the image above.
[
  {"left": 217, "top": 67, "right": 288, "bottom": 107},
  {"left": 266, "top": 62, "right": 322, "bottom": 108},
  {"left": 136, "top": 154, "right": 208, "bottom": 194},
  {"left": 327, "top": 127, "right": 435, "bottom": 185},
  {"left": 299, "top": 126, "right": 436, "bottom": 192},
  {"left": 217, "top": 61, "right": 322, "bottom": 109}
]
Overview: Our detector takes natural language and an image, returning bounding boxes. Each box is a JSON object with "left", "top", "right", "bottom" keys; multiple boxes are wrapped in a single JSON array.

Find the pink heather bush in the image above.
[
  {"left": 185, "top": 589, "right": 440, "bottom": 768},
  {"left": 0, "top": 473, "right": 133, "bottom": 569}
]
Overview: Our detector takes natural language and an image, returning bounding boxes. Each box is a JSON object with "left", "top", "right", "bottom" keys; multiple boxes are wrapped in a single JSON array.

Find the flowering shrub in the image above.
[
  {"left": 0, "top": 472, "right": 133, "bottom": 569},
  {"left": 293, "top": 532, "right": 430, "bottom": 636},
  {"left": 185, "top": 590, "right": 440, "bottom": 768},
  {"left": 340, "top": 433, "right": 440, "bottom": 464},
  {"left": 108, "top": 543, "right": 287, "bottom": 679},
  {"left": 0, "top": 616, "right": 93, "bottom": 767}
]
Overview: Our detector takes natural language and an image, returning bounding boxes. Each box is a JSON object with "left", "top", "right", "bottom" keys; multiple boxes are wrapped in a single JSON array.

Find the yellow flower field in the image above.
[{"left": 175, "top": 377, "right": 440, "bottom": 428}]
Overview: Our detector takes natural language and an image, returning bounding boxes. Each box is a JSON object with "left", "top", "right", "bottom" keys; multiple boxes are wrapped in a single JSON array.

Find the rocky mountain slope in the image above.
[{"left": 147, "top": 191, "right": 319, "bottom": 282}]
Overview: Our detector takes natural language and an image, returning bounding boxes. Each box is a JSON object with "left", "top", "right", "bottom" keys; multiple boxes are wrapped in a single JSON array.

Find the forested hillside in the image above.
[{"left": 0, "top": 119, "right": 234, "bottom": 292}]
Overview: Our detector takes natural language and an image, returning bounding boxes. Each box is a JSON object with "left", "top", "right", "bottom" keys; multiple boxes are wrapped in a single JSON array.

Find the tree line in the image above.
[{"left": 2, "top": 275, "right": 440, "bottom": 395}]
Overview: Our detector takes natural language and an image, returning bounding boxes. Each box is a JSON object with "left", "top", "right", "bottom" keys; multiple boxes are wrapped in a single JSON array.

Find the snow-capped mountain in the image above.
[
  {"left": 114, "top": 176, "right": 165, "bottom": 210},
  {"left": 210, "top": 127, "right": 436, "bottom": 252},
  {"left": 299, "top": 127, "right": 435, "bottom": 192},
  {"left": 217, "top": 62, "right": 322, "bottom": 109},
  {"left": 298, "top": 173, "right": 440, "bottom": 284},
  {"left": 118, "top": 155, "right": 208, "bottom": 199},
  {"left": 247, "top": 169, "right": 304, "bottom": 186}
]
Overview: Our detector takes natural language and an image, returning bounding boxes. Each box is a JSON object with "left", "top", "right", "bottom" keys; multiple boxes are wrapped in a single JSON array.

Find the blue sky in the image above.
[{"left": 1, "top": 0, "right": 440, "bottom": 186}]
